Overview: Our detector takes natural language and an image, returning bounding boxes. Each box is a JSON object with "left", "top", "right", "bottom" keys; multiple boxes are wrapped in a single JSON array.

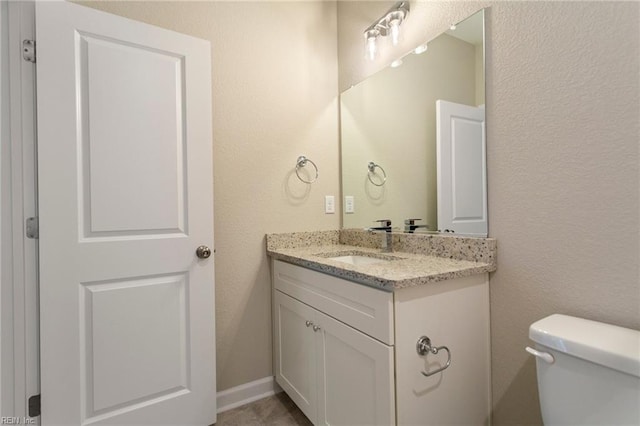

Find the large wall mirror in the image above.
[{"left": 340, "top": 9, "right": 487, "bottom": 236}]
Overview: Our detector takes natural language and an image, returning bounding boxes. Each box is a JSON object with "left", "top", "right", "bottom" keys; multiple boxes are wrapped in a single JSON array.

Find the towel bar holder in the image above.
[
  {"left": 416, "top": 335, "right": 452, "bottom": 377},
  {"left": 295, "top": 155, "right": 318, "bottom": 184},
  {"left": 367, "top": 161, "right": 387, "bottom": 186}
]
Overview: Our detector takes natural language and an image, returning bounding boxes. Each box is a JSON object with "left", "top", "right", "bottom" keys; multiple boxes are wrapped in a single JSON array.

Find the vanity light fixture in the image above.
[{"left": 363, "top": 1, "right": 410, "bottom": 60}]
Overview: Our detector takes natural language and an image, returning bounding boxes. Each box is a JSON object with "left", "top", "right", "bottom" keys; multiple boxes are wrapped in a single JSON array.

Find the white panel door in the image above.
[
  {"left": 436, "top": 100, "right": 487, "bottom": 236},
  {"left": 316, "top": 311, "right": 395, "bottom": 426},
  {"left": 36, "top": 2, "right": 215, "bottom": 424}
]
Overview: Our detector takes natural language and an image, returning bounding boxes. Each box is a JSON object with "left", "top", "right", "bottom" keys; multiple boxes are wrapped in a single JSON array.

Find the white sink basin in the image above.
[{"left": 328, "top": 255, "right": 391, "bottom": 266}]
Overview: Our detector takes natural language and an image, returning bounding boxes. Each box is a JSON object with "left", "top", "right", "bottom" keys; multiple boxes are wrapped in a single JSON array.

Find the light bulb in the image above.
[
  {"left": 366, "top": 36, "right": 377, "bottom": 60},
  {"left": 390, "top": 59, "right": 403, "bottom": 68},
  {"left": 450, "top": 24, "right": 457, "bottom": 30},
  {"left": 414, "top": 44, "right": 428, "bottom": 54},
  {"left": 364, "top": 29, "right": 379, "bottom": 61},
  {"left": 389, "top": 19, "right": 401, "bottom": 46}
]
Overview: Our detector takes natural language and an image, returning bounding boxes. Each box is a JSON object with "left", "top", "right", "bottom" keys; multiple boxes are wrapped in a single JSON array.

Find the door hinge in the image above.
[
  {"left": 26, "top": 217, "right": 39, "bottom": 239},
  {"left": 28, "top": 394, "right": 41, "bottom": 417},
  {"left": 22, "top": 39, "right": 36, "bottom": 63}
]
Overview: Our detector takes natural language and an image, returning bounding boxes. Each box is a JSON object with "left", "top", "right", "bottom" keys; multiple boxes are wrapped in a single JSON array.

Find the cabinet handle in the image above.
[
  {"left": 416, "top": 336, "right": 451, "bottom": 377},
  {"left": 305, "top": 320, "right": 313, "bottom": 327},
  {"left": 312, "top": 325, "right": 321, "bottom": 332}
]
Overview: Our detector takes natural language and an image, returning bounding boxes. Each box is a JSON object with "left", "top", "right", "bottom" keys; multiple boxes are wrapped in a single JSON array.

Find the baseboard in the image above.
[{"left": 216, "top": 376, "right": 283, "bottom": 414}]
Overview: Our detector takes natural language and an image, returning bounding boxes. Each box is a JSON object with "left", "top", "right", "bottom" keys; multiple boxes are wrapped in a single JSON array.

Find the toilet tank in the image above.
[{"left": 528, "top": 314, "right": 640, "bottom": 425}]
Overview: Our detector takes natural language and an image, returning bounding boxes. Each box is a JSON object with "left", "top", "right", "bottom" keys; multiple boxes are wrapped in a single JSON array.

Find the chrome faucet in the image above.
[
  {"left": 367, "top": 219, "right": 393, "bottom": 252},
  {"left": 404, "top": 218, "right": 429, "bottom": 233}
]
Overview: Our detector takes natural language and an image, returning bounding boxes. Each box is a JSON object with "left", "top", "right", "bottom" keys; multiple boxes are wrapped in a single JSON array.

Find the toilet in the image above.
[{"left": 527, "top": 314, "right": 640, "bottom": 425}]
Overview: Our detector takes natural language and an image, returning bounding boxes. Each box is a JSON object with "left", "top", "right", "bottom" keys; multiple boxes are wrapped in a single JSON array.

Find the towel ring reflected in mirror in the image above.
[{"left": 367, "top": 161, "right": 387, "bottom": 186}]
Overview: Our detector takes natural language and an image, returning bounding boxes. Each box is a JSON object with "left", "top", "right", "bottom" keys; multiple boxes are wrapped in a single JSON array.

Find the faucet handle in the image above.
[
  {"left": 404, "top": 218, "right": 423, "bottom": 225},
  {"left": 374, "top": 219, "right": 392, "bottom": 227}
]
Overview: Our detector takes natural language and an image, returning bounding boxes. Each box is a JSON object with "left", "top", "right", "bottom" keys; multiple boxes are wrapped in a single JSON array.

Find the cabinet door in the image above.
[
  {"left": 316, "top": 312, "right": 395, "bottom": 426},
  {"left": 274, "top": 291, "right": 318, "bottom": 423}
]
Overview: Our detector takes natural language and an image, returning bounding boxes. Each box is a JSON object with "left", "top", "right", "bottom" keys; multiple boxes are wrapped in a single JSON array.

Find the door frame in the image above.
[{"left": 1, "top": 0, "right": 40, "bottom": 420}]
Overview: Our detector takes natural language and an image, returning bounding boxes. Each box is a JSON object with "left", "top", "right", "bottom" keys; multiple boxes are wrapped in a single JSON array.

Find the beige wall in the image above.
[
  {"left": 79, "top": 1, "right": 340, "bottom": 391},
  {"left": 338, "top": 1, "right": 639, "bottom": 424},
  {"left": 341, "top": 33, "right": 476, "bottom": 230}
]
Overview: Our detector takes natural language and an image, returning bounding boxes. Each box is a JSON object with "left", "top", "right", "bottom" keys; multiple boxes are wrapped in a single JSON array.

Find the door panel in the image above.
[
  {"left": 79, "top": 32, "right": 188, "bottom": 237},
  {"left": 274, "top": 291, "right": 317, "bottom": 423},
  {"left": 436, "top": 100, "right": 487, "bottom": 236},
  {"left": 83, "top": 274, "right": 189, "bottom": 415},
  {"left": 316, "top": 312, "right": 395, "bottom": 426},
  {"left": 36, "top": 2, "right": 215, "bottom": 424}
]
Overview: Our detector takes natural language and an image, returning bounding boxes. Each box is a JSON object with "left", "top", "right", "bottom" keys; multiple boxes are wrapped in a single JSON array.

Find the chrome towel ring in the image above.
[
  {"left": 367, "top": 161, "right": 387, "bottom": 186},
  {"left": 295, "top": 155, "right": 318, "bottom": 184}
]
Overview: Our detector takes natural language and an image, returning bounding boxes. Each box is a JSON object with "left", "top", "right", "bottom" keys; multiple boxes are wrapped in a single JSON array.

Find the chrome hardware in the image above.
[
  {"left": 196, "top": 245, "right": 212, "bottom": 259},
  {"left": 368, "top": 220, "right": 393, "bottom": 252},
  {"left": 304, "top": 320, "right": 320, "bottom": 331},
  {"left": 416, "top": 336, "right": 452, "bottom": 377},
  {"left": 367, "top": 161, "right": 387, "bottom": 186},
  {"left": 404, "top": 218, "right": 429, "bottom": 233},
  {"left": 23, "top": 40, "right": 36, "bottom": 63},
  {"left": 295, "top": 155, "right": 319, "bottom": 184},
  {"left": 525, "top": 346, "right": 555, "bottom": 364},
  {"left": 371, "top": 219, "right": 391, "bottom": 230},
  {"left": 26, "top": 217, "right": 39, "bottom": 239}
]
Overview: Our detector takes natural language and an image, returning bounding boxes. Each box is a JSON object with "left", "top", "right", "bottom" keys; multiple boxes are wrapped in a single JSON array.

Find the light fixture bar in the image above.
[
  {"left": 363, "top": 1, "right": 410, "bottom": 60},
  {"left": 364, "top": 1, "right": 410, "bottom": 38}
]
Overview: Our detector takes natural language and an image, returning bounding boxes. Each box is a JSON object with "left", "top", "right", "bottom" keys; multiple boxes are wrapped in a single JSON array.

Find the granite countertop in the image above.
[{"left": 266, "top": 230, "right": 497, "bottom": 291}]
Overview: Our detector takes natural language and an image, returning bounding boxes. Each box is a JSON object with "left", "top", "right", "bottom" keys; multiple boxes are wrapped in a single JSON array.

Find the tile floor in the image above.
[{"left": 215, "top": 392, "right": 312, "bottom": 426}]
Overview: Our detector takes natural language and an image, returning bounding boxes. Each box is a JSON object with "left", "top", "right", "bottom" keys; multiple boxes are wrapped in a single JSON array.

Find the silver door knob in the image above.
[{"left": 196, "top": 245, "right": 212, "bottom": 259}]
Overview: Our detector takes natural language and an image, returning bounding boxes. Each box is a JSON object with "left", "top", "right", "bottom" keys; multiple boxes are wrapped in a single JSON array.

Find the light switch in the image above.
[
  {"left": 324, "top": 195, "right": 335, "bottom": 214},
  {"left": 345, "top": 196, "right": 354, "bottom": 214}
]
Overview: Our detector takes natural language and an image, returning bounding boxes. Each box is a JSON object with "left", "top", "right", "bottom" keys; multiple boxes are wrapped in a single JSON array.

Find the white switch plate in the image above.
[
  {"left": 345, "top": 196, "right": 354, "bottom": 213},
  {"left": 324, "top": 195, "right": 335, "bottom": 214}
]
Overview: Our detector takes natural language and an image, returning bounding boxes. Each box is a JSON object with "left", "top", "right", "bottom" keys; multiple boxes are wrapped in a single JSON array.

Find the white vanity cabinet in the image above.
[
  {"left": 272, "top": 259, "right": 491, "bottom": 426},
  {"left": 273, "top": 261, "right": 395, "bottom": 426}
]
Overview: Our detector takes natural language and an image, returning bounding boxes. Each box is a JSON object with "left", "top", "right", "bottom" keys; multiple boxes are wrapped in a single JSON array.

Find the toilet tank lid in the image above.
[{"left": 529, "top": 314, "right": 640, "bottom": 378}]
